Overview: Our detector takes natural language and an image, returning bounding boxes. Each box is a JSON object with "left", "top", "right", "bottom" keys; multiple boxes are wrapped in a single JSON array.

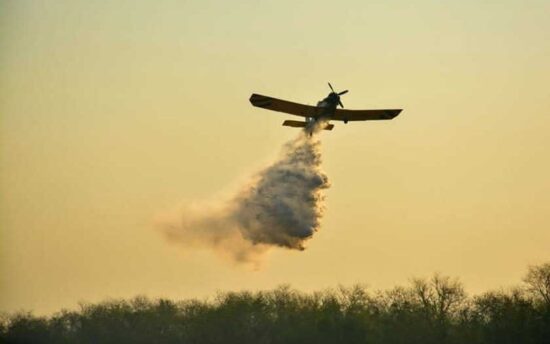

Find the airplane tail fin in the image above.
[{"left": 282, "top": 120, "right": 334, "bottom": 131}]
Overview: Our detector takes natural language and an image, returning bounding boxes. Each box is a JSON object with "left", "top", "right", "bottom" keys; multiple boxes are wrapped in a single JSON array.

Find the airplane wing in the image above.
[
  {"left": 249, "top": 94, "right": 320, "bottom": 118},
  {"left": 333, "top": 108, "right": 402, "bottom": 121}
]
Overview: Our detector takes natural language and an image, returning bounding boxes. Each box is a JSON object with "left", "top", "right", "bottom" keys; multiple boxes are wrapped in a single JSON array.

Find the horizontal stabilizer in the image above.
[
  {"left": 282, "top": 120, "right": 334, "bottom": 130},
  {"left": 282, "top": 120, "right": 307, "bottom": 128}
]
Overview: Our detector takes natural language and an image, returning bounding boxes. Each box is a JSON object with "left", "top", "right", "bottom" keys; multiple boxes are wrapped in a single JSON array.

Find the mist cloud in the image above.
[{"left": 158, "top": 129, "right": 330, "bottom": 266}]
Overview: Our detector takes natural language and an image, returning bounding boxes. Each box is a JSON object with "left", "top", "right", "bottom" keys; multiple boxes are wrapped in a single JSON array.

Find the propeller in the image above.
[{"left": 328, "top": 82, "right": 348, "bottom": 108}]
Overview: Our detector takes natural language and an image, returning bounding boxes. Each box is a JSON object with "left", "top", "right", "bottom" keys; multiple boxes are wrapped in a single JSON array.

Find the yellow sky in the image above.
[{"left": 2, "top": 0, "right": 550, "bottom": 315}]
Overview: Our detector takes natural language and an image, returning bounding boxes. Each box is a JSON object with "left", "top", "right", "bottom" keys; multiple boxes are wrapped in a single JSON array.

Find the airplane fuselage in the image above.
[{"left": 312, "top": 92, "right": 340, "bottom": 120}]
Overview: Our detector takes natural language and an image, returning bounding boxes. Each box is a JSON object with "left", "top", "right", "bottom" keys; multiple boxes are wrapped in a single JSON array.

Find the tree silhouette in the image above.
[
  {"left": 524, "top": 263, "right": 550, "bottom": 306},
  {"left": 1, "top": 263, "right": 550, "bottom": 344}
]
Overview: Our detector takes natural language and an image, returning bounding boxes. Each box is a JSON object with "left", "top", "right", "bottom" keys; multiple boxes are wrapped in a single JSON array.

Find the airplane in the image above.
[{"left": 249, "top": 83, "right": 402, "bottom": 131}]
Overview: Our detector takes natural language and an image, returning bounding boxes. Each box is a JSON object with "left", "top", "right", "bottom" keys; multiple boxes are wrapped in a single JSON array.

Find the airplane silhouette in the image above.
[{"left": 250, "top": 82, "right": 402, "bottom": 131}]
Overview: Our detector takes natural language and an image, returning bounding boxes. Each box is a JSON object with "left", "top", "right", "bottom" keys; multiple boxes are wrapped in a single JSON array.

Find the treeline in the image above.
[{"left": 2, "top": 263, "right": 550, "bottom": 344}]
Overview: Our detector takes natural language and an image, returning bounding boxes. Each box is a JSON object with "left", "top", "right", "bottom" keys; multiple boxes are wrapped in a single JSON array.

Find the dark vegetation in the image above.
[{"left": 2, "top": 263, "right": 550, "bottom": 344}]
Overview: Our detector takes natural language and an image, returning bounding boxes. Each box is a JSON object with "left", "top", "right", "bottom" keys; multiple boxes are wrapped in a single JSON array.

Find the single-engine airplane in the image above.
[{"left": 249, "top": 83, "right": 402, "bottom": 131}]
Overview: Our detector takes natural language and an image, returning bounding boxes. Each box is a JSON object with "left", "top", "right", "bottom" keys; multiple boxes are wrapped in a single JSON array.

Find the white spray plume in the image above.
[{"left": 158, "top": 127, "right": 330, "bottom": 266}]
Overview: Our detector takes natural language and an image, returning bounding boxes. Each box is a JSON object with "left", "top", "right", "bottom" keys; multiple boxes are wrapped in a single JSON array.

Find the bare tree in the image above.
[
  {"left": 523, "top": 263, "right": 550, "bottom": 306},
  {"left": 412, "top": 274, "right": 466, "bottom": 321}
]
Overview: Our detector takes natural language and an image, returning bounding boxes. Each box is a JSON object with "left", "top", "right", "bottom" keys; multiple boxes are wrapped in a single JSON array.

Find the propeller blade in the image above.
[
  {"left": 338, "top": 90, "right": 349, "bottom": 95},
  {"left": 338, "top": 100, "right": 344, "bottom": 108},
  {"left": 328, "top": 82, "right": 335, "bottom": 92}
]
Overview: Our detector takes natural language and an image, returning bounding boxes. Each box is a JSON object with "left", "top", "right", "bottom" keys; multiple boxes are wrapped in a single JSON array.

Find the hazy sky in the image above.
[{"left": 2, "top": 0, "right": 550, "bottom": 315}]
